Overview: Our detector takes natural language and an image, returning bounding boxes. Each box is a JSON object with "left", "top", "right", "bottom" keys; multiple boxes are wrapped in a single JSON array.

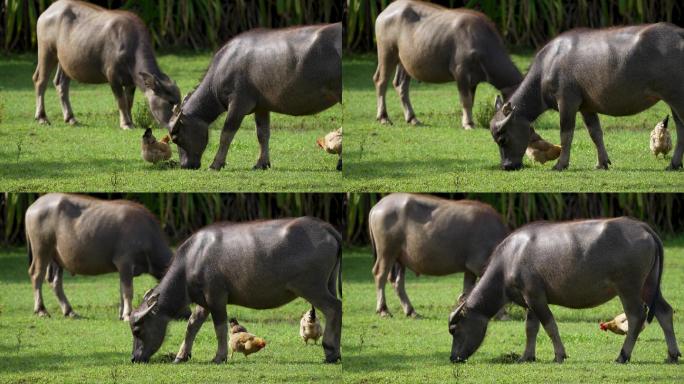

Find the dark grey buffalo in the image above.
[
  {"left": 129, "top": 217, "right": 343, "bottom": 364},
  {"left": 373, "top": 0, "right": 522, "bottom": 128},
  {"left": 369, "top": 193, "right": 508, "bottom": 318},
  {"left": 169, "top": 23, "right": 342, "bottom": 170},
  {"left": 491, "top": 23, "right": 684, "bottom": 171},
  {"left": 449, "top": 217, "right": 680, "bottom": 364},
  {"left": 34, "top": 0, "right": 181, "bottom": 129},
  {"left": 25, "top": 193, "right": 172, "bottom": 321}
]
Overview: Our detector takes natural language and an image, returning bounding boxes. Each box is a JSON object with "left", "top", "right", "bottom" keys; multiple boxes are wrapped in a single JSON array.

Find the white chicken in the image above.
[
  {"left": 299, "top": 306, "right": 323, "bottom": 345},
  {"left": 650, "top": 115, "right": 672, "bottom": 158},
  {"left": 316, "top": 128, "right": 342, "bottom": 171},
  {"left": 599, "top": 312, "right": 645, "bottom": 335}
]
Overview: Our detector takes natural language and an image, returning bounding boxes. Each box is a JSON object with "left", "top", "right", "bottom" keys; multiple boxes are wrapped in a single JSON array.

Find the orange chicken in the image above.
[
  {"left": 599, "top": 312, "right": 645, "bottom": 335},
  {"left": 526, "top": 130, "right": 561, "bottom": 164},
  {"left": 299, "top": 306, "right": 323, "bottom": 344},
  {"left": 650, "top": 115, "right": 672, "bottom": 158},
  {"left": 141, "top": 128, "right": 172, "bottom": 164},
  {"left": 316, "top": 128, "right": 342, "bottom": 171},
  {"left": 229, "top": 332, "right": 267, "bottom": 358}
]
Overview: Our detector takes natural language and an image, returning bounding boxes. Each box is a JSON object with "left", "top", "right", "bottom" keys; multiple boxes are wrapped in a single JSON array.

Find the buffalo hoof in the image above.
[
  {"left": 407, "top": 117, "right": 423, "bottom": 126},
  {"left": 65, "top": 310, "right": 80, "bottom": 319},
  {"left": 377, "top": 116, "right": 393, "bottom": 125},
  {"left": 65, "top": 117, "right": 78, "bottom": 126},
  {"left": 552, "top": 162, "right": 568, "bottom": 171},
  {"left": 378, "top": 310, "right": 393, "bottom": 318},
  {"left": 120, "top": 314, "right": 130, "bottom": 322},
  {"left": 666, "top": 163, "right": 683, "bottom": 171},
  {"left": 173, "top": 354, "right": 191, "bottom": 364},
  {"left": 120, "top": 124, "right": 133, "bottom": 130},
  {"left": 252, "top": 161, "right": 271, "bottom": 170},
  {"left": 35, "top": 309, "right": 50, "bottom": 317},
  {"left": 517, "top": 355, "right": 536, "bottom": 363},
  {"left": 407, "top": 311, "right": 422, "bottom": 319},
  {"left": 211, "top": 355, "right": 227, "bottom": 364},
  {"left": 554, "top": 353, "right": 568, "bottom": 363},
  {"left": 324, "top": 356, "right": 341, "bottom": 364},
  {"left": 36, "top": 117, "right": 51, "bottom": 125},
  {"left": 463, "top": 123, "right": 475, "bottom": 130},
  {"left": 665, "top": 351, "right": 681, "bottom": 364},
  {"left": 209, "top": 161, "right": 225, "bottom": 171},
  {"left": 615, "top": 352, "right": 630, "bottom": 364}
]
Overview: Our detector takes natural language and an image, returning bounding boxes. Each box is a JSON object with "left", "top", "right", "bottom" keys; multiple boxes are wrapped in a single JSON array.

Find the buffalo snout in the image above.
[
  {"left": 450, "top": 355, "right": 467, "bottom": 363},
  {"left": 501, "top": 160, "right": 523, "bottom": 171}
]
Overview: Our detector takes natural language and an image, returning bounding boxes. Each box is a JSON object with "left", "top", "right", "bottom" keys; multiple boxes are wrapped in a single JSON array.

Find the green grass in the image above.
[
  {"left": 342, "top": 239, "right": 684, "bottom": 383},
  {"left": 343, "top": 53, "right": 684, "bottom": 192},
  {"left": 0, "top": 247, "right": 341, "bottom": 383},
  {"left": 0, "top": 53, "right": 342, "bottom": 192}
]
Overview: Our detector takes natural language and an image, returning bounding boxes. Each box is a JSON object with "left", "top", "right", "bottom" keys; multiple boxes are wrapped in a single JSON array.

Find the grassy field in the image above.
[
  {"left": 0, "top": 247, "right": 340, "bottom": 383},
  {"left": 0, "top": 53, "right": 342, "bottom": 192},
  {"left": 342, "top": 239, "right": 684, "bottom": 383},
  {"left": 343, "top": 53, "right": 684, "bottom": 192}
]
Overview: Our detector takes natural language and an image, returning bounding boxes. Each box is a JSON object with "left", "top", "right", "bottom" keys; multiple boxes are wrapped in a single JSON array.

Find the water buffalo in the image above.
[
  {"left": 34, "top": 0, "right": 181, "bottom": 129},
  {"left": 373, "top": 0, "right": 522, "bottom": 128},
  {"left": 25, "top": 193, "right": 172, "bottom": 321},
  {"left": 169, "top": 23, "right": 342, "bottom": 170},
  {"left": 369, "top": 193, "right": 508, "bottom": 318},
  {"left": 129, "top": 217, "right": 343, "bottom": 364},
  {"left": 490, "top": 23, "right": 684, "bottom": 171},
  {"left": 449, "top": 217, "right": 680, "bottom": 364}
]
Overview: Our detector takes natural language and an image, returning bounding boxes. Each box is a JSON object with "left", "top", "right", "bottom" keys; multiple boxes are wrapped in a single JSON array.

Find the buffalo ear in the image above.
[
  {"left": 449, "top": 302, "right": 467, "bottom": 325},
  {"left": 502, "top": 102, "right": 514, "bottom": 116},
  {"left": 132, "top": 292, "right": 160, "bottom": 324},
  {"left": 494, "top": 95, "right": 504, "bottom": 111},
  {"left": 140, "top": 72, "right": 161, "bottom": 91}
]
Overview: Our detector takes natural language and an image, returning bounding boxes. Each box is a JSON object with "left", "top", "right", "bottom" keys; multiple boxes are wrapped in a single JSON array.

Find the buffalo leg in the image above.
[
  {"left": 174, "top": 306, "right": 209, "bottom": 363},
  {"left": 209, "top": 101, "right": 253, "bottom": 170},
  {"left": 373, "top": 44, "right": 398, "bottom": 124},
  {"left": 393, "top": 64, "right": 420, "bottom": 125},
  {"left": 48, "top": 263, "right": 77, "bottom": 317},
  {"left": 206, "top": 294, "right": 229, "bottom": 363},
  {"left": 651, "top": 295, "right": 681, "bottom": 363},
  {"left": 390, "top": 263, "right": 418, "bottom": 318},
  {"left": 33, "top": 46, "right": 58, "bottom": 125},
  {"left": 110, "top": 82, "right": 133, "bottom": 129},
  {"left": 525, "top": 293, "right": 567, "bottom": 362},
  {"left": 28, "top": 244, "right": 51, "bottom": 317},
  {"left": 118, "top": 270, "right": 134, "bottom": 321},
  {"left": 125, "top": 86, "right": 136, "bottom": 114},
  {"left": 666, "top": 106, "right": 684, "bottom": 170},
  {"left": 518, "top": 310, "right": 540, "bottom": 362},
  {"left": 552, "top": 99, "right": 580, "bottom": 171},
  {"left": 54, "top": 66, "right": 77, "bottom": 125},
  {"left": 457, "top": 271, "right": 477, "bottom": 304},
  {"left": 581, "top": 111, "right": 611, "bottom": 169},
  {"left": 253, "top": 111, "right": 271, "bottom": 170},
  {"left": 372, "top": 250, "right": 396, "bottom": 317},
  {"left": 456, "top": 78, "right": 477, "bottom": 130},
  {"left": 615, "top": 292, "right": 647, "bottom": 363}
]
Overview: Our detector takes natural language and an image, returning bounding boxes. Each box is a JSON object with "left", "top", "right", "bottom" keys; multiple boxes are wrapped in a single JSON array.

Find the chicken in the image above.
[
  {"left": 141, "top": 128, "right": 172, "bottom": 164},
  {"left": 316, "top": 128, "right": 342, "bottom": 171},
  {"left": 650, "top": 115, "right": 672, "bottom": 158},
  {"left": 299, "top": 306, "right": 323, "bottom": 345},
  {"left": 525, "top": 129, "right": 561, "bottom": 164},
  {"left": 599, "top": 312, "right": 645, "bottom": 335},
  {"left": 229, "top": 332, "right": 267, "bottom": 358},
  {"left": 229, "top": 318, "right": 248, "bottom": 334}
]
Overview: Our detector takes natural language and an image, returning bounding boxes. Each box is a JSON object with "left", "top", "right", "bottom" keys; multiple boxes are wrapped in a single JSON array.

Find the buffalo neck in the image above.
[
  {"left": 510, "top": 64, "right": 546, "bottom": 122},
  {"left": 466, "top": 260, "right": 506, "bottom": 319},
  {"left": 183, "top": 81, "right": 225, "bottom": 125},
  {"left": 155, "top": 262, "right": 190, "bottom": 317},
  {"left": 485, "top": 51, "right": 524, "bottom": 98}
]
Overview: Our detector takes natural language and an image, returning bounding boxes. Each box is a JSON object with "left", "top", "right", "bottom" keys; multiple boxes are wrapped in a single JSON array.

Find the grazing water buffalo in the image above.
[
  {"left": 373, "top": 0, "right": 522, "bottom": 128},
  {"left": 369, "top": 194, "right": 508, "bottom": 318},
  {"left": 491, "top": 23, "right": 684, "bottom": 171},
  {"left": 129, "top": 217, "right": 343, "bottom": 364},
  {"left": 449, "top": 218, "right": 680, "bottom": 364},
  {"left": 34, "top": 0, "right": 181, "bottom": 129},
  {"left": 25, "top": 193, "right": 172, "bottom": 321},
  {"left": 169, "top": 23, "right": 342, "bottom": 170}
]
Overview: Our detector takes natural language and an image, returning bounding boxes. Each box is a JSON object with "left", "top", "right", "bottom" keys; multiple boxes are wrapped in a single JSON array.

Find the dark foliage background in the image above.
[
  {"left": 346, "top": 0, "right": 684, "bottom": 52},
  {"left": 2, "top": 0, "right": 344, "bottom": 52}
]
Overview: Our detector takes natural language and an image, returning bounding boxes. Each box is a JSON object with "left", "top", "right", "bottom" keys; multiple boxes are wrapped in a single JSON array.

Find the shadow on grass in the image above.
[
  {"left": 0, "top": 351, "right": 123, "bottom": 374},
  {"left": 0, "top": 157, "right": 141, "bottom": 181},
  {"left": 344, "top": 351, "right": 448, "bottom": 372}
]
